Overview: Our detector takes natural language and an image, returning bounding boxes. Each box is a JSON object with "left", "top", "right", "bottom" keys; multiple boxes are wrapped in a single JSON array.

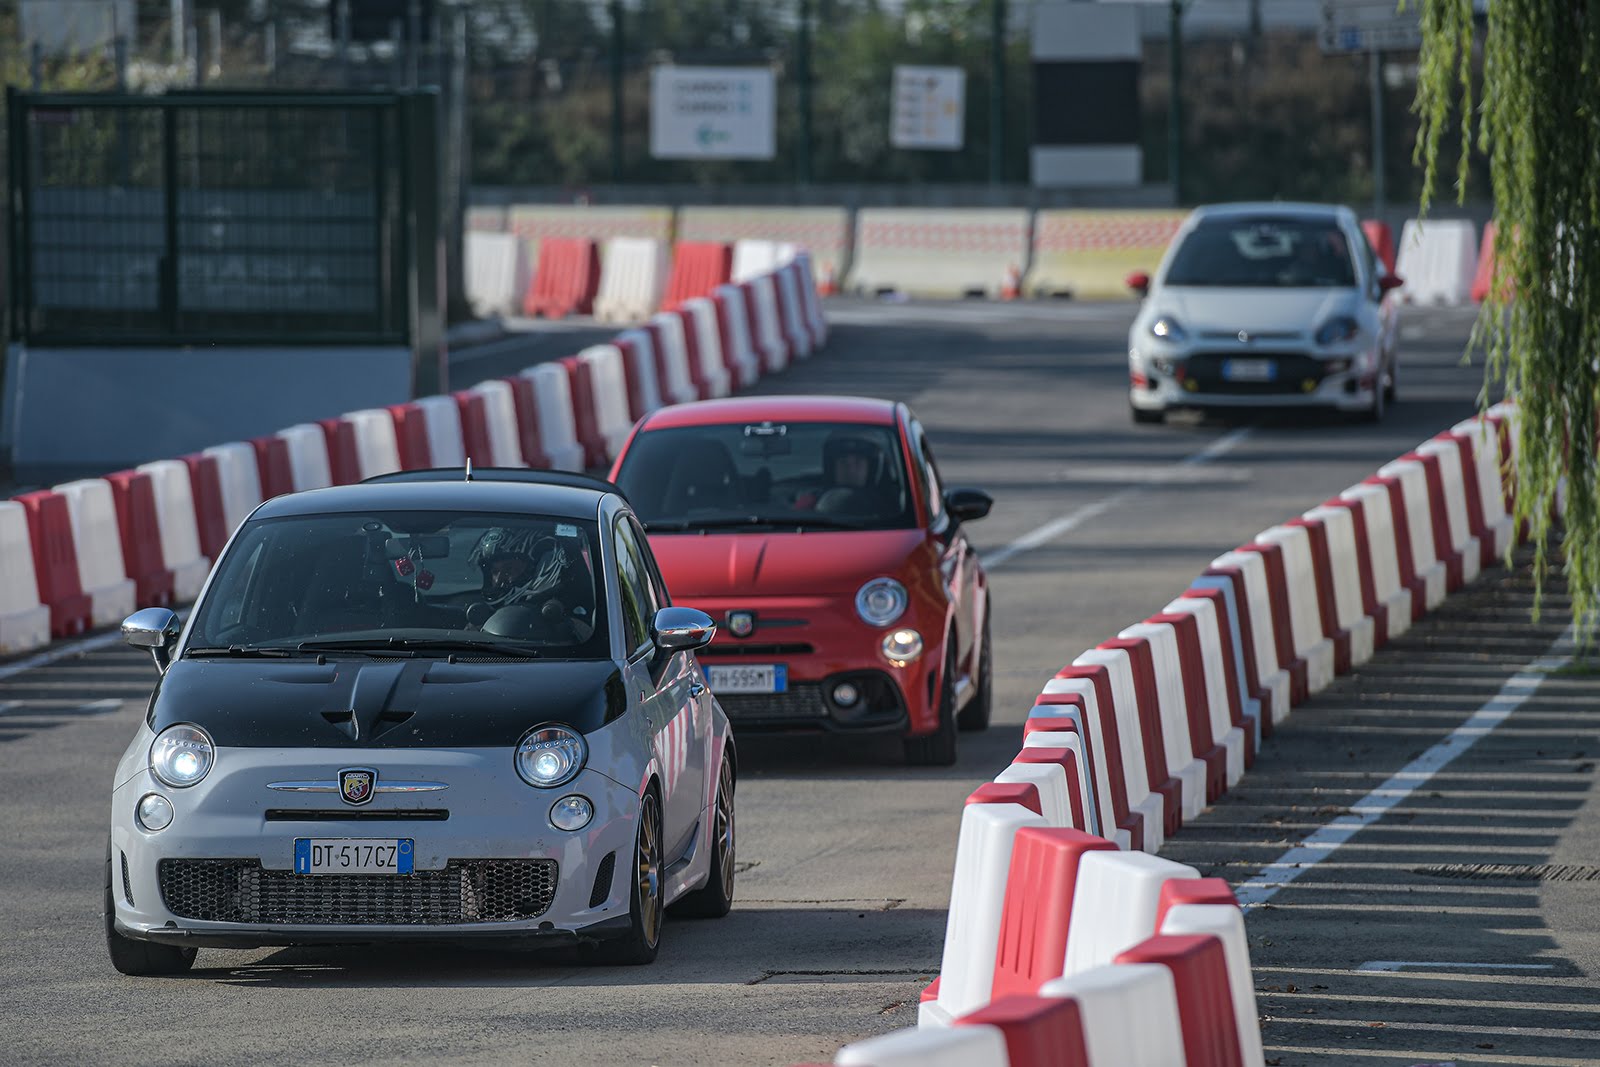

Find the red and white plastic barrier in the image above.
[
  {"left": 0, "top": 501, "right": 51, "bottom": 653},
  {"left": 53, "top": 478, "right": 138, "bottom": 627}
]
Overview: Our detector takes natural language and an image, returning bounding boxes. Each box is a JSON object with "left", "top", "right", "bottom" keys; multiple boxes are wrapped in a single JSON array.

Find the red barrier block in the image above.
[
  {"left": 1199, "top": 565, "right": 1275, "bottom": 738},
  {"left": 662, "top": 241, "right": 733, "bottom": 311},
  {"left": 1362, "top": 219, "right": 1396, "bottom": 275},
  {"left": 15, "top": 490, "right": 92, "bottom": 637},
  {"left": 523, "top": 237, "right": 600, "bottom": 318},
  {"left": 675, "top": 308, "right": 714, "bottom": 400},
  {"left": 1099, "top": 636, "right": 1182, "bottom": 837},
  {"left": 561, "top": 355, "right": 608, "bottom": 469},
  {"left": 317, "top": 418, "right": 364, "bottom": 486},
  {"left": 1470, "top": 221, "right": 1501, "bottom": 303},
  {"left": 1286, "top": 518, "right": 1353, "bottom": 674},
  {"left": 921, "top": 977, "right": 941, "bottom": 1005},
  {"left": 454, "top": 390, "right": 497, "bottom": 466},
  {"left": 1156, "top": 877, "right": 1238, "bottom": 929},
  {"left": 180, "top": 453, "right": 231, "bottom": 562},
  {"left": 1237, "top": 542, "right": 1310, "bottom": 706},
  {"left": 991, "top": 827, "right": 1120, "bottom": 1002},
  {"left": 1364, "top": 474, "right": 1428, "bottom": 621},
  {"left": 1180, "top": 587, "right": 1254, "bottom": 768},
  {"left": 104, "top": 470, "right": 175, "bottom": 609},
  {"left": 386, "top": 403, "right": 434, "bottom": 471},
  {"left": 957, "top": 994, "right": 1092, "bottom": 1067},
  {"left": 503, "top": 376, "right": 553, "bottom": 469},
  {"left": 1403, "top": 450, "right": 1466, "bottom": 592},
  {"left": 1149, "top": 611, "right": 1229, "bottom": 802},
  {"left": 1436, "top": 431, "right": 1496, "bottom": 569},
  {"left": 1045, "top": 664, "right": 1143, "bottom": 851},
  {"left": 711, "top": 290, "right": 747, "bottom": 384},
  {"left": 1115, "top": 934, "right": 1243, "bottom": 1067},
  {"left": 1014, "top": 747, "right": 1089, "bottom": 831},
  {"left": 250, "top": 435, "right": 296, "bottom": 500},
  {"left": 967, "top": 781, "right": 1044, "bottom": 816},
  {"left": 1317, "top": 497, "right": 1386, "bottom": 649}
]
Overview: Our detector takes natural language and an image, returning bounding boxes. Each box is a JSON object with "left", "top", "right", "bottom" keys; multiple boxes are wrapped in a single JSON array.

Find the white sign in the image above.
[
  {"left": 892, "top": 65, "right": 966, "bottom": 151},
  {"left": 20, "top": 0, "right": 133, "bottom": 55},
  {"left": 1319, "top": 0, "right": 1423, "bottom": 54},
  {"left": 650, "top": 67, "right": 776, "bottom": 161}
]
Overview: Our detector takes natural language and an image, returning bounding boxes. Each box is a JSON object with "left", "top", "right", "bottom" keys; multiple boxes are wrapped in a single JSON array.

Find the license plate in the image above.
[
  {"left": 707, "top": 664, "right": 787, "bottom": 694},
  {"left": 294, "top": 838, "right": 414, "bottom": 875},
  {"left": 1222, "top": 358, "right": 1276, "bottom": 382}
]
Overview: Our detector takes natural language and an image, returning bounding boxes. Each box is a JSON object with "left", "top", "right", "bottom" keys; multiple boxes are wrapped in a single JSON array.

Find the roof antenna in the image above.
[{"left": 464, "top": 457, "right": 474, "bottom": 482}]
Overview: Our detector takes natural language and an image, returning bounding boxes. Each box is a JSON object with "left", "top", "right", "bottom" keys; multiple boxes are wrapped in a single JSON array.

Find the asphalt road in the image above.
[{"left": 6, "top": 299, "right": 1591, "bottom": 1067}]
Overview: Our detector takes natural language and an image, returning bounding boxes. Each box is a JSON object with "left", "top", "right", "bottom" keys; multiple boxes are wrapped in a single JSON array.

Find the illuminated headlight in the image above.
[
  {"left": 1314, "top": 316, "right": 1361, "bottom": 346},
  {"left": 516, "top": 725, "right": 588, "bottom": 788},
  {"left": 1149, "top": 315, "right": 1186, "bottom": 343},
  {"left": 855, "top": 578, "right": 908, "bottom": 627},
  {"left": 881, "top": 628, "right": 924, "bottom": 665},
  {"left": 550, "top": 795, "right": 594, "bottom": 831},
  {"left": 149, "top": 724, "right": 214, "bottom": 788},
  {"left": 137, "top": 792, "right": 174, "bottom": 832}
]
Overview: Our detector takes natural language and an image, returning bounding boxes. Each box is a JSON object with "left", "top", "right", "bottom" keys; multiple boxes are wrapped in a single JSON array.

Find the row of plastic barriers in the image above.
[
  {"left": 0, "top": 254, "right": 829, "bottom": 656},
  {"left": 805, "top": 402, "right": 1527, "bottom": 1067}
]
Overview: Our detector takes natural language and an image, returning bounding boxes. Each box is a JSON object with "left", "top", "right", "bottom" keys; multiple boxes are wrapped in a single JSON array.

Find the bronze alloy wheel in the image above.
[
  {"left": 636, "top": 791, "right": 663, "bottom": 949},
  {"left": 670, "top": 753, "right": 737, "bottom": 919},
  {"left": 713, "top": 758, "right": 735, "bottom": 902}
]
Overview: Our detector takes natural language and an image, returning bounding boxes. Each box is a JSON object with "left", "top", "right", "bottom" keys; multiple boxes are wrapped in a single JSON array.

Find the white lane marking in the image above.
[
  {"left": 1236, "top": 622, "right": 1577, "bottom": 910},
  {"left": 0, "top": 631, "right": 132, "bottom": 684},
  {"left": 1357, "top": 961, "right": 1557, "bottom": 973},
  {"left": 0, "top": 697, "right": 124, "bottom": 716},
  {"left": 983, "top": 427, "right": 1253, "bottom": 570}
]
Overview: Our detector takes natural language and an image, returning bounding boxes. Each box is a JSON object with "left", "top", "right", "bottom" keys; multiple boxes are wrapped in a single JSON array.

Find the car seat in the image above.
[{"left": 660, "top": 438, "right": 742, "bottom": 514}]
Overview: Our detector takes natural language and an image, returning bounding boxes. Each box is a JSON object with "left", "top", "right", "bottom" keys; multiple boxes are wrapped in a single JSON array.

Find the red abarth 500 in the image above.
[{"left": 609, "top": 396, "right": 993, "bottom": 765}]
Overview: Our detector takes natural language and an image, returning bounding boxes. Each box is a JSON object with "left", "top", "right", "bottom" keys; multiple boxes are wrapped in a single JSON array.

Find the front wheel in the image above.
[
  {"left": 105, "top": 841, "right": 195, "bottom": 976},
  {"left": 590, "top": 789, "right": 664, "bottom": 965},
  {"left": 670, "top": 753, "right": 735, "bottom": 919},
  {"left": 905, "top": 649, "right": 958, "bottom": 766}
]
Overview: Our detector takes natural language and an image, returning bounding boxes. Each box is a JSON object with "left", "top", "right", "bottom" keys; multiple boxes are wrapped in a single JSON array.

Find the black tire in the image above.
[
  {"left": 590, "top": 788, "right": 664, "bottom": 965},
  {"left": 670, "top": 754, "right": 735, "bottom": 919},
  {"left": 104, "top": 840, "right": 195, "bottom": 977},
  {"left": 956, "top": 608, "right": 993, "bottom": 733},
  {"left": 1131, "top": 404, "right": 1165, "bottom": 425},
  {"left": 1356, "top": 370, "right": 1387, "bottom": 423},
  {"left": 905, "top": 649, "right": 958, "bottom": 766},
  {"left": 1384, "top": 355, "right": 1398, "bottom": 403}
]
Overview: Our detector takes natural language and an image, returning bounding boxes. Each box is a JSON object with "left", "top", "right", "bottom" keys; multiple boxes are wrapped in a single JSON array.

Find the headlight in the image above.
[
  {"left": 516, "top": 725, "right": 588, "bottom": 788},
  {"left": 1314, "top": 316, "right": 1360, "bottom": 346},
  {"left": 1149, "top": 315, "right": 1186, "bottom": 342},
  {"left": 881, "top": 628, "right": 924, "bottom": 665},
  {"left": 855, "top": 578, "right": 908, "bottom": 627},
  {"left": 137, "top": 793, "right": 174, "bottom": 832},
  {"left": 149, "top": 724, "right": 214, "bottom": 788},
  {"left": 550, "top": 795, "right": 594, "bottom": 831}
]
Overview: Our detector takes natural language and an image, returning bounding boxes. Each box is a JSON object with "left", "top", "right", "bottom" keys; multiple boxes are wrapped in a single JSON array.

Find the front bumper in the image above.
[{"left": 1130, "top": 346, "right": 1380, "bottom": 412}]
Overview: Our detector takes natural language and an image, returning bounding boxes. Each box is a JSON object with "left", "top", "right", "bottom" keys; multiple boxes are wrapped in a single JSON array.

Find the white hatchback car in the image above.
[{"left": 1126, "top": 203, "right": 1402, "bottom": 423}]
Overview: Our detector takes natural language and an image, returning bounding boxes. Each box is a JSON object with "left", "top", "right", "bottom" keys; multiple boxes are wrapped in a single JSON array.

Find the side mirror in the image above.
[
  {"left": 653, "top": 606, "right": 716, "bottom": 652},
  {"left": 943, "top": 487, "right": 993, "bottom": 524},
  {"left": 122, "top": 607, "right": 182, "bottom": 672},
  {"left": 1126, "top": 270, "right": 1151, "bottom": 298},
  {"left": 1378, "top": 273, "right": 1405, "bottom": 294}
]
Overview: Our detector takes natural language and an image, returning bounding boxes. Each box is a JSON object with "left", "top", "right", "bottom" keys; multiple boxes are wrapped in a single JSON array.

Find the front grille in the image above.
[
  {"left": 1185, "top": 351, "right": 1328, "bottom": 396},
  {"left": 263, "top": 809, "right": 450, "bottom": 821},
  {"left": 700, "top": 643, "right": 814, "bottom": 657},
  {"left": 718, "top": 684, "right": 829, "bottom": 720},
  {"left": 121, "top": 850, "right": 134, "bottom": 907},
  {"left": 158, "top": 859, "right": 558, "bottom": 925}
]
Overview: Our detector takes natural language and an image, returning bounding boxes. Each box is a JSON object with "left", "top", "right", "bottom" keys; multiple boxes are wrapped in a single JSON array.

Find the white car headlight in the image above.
[
  {"left": 881, "top": 628, "right": 924, "bottom": 666},
  {"left": 1315, "top": 316, "right": 1361, "bottom": 346},
  {"left": 516, "top": 725, "right": 588, "bottom": 788},
  {"left": 1149, "top": 315, "right": 1186, "bottom": 343},
  {"left": 137, "top": 792, "right": 174, "bottom": 832},
  {"left": 855, "top": 578, "right": 908, "bottom": 627},
  {"left": 149, "top": 724, "right": 214, "bottom": 788},
  {"left": 550, "top": 795, "right": 594, "bottom": 831}
]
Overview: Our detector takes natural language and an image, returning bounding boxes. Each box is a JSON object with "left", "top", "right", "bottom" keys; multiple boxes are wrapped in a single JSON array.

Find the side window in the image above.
[
  {"left": 612, "top": 519, "right": 651, "bottom": 656},
  {"left": 913, "top": 423, "right": 946, "bottom": 522},
  {"left": 628, "top": 516, "right": 672, "bottom": 609}
]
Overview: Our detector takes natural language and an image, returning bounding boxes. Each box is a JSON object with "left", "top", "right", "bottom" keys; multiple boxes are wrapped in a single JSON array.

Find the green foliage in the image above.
[{"left": 1413, "top": 0, "right": 1600, "bottom": 636}]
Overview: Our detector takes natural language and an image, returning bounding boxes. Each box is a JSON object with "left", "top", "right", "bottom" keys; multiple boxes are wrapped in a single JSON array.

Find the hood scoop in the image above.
[{"left": 320, "top": 708, "right": 415, "bottom": 741}]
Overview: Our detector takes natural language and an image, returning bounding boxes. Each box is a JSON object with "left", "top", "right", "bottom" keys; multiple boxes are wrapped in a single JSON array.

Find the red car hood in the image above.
[{"left": 649, "top": 528, "right": 926, "bottom": 598}]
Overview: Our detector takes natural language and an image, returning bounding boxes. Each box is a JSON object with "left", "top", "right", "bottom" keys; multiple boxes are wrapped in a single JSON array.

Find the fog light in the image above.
[
  {"left": 831, "top": 682, "right": 861, "bottom": 708},
  {"left": 137, "top": 793, "right": 173, "bottom": 832},
  {"left": 550, "top": 795, "right": 594, "bottom": 832},
  {"left": 881, "top": 628, "right": 924, "bottom": 666},
  {"left": 1151, "top": 355, "right": 1176, "bottom": 375}
]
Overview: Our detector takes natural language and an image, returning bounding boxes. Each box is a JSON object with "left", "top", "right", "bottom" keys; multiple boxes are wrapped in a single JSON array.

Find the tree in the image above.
[{"left": 1415, "top": 1, "right": 1600, "bottom": 634}]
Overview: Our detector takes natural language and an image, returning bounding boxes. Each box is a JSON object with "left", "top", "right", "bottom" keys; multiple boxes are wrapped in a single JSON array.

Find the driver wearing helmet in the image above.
[
  {"left": 814, "top": 434, "right": 890, "bottom": 517},
  {"left": 466, "top": 526, "right": 592, "bottom": 641}
]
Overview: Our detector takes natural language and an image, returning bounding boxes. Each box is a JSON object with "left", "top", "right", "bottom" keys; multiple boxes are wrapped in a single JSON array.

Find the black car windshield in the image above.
[
  {"left": 186, "top": 511, "right": 610, "bottom": 658},
  {"left": 615, "top": 421, "right": 917, "bottom": 531},
  {"left": 1164, "top": 217, "right": 1357, "bottom": 288}
]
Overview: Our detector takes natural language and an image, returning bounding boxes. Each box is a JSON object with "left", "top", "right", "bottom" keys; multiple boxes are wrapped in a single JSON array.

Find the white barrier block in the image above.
[
  {"left": 994, "top": 761, "right": 1073, "bottom": 832},
  {"left": 1255, "top": 525, "right": 1336, "bottom": 694},
  {"left": 1379, "top": 458, "right": 1449, "bottom": 609},
  {"left": 465, "top": 231, "right": 523, "bottom": 318},
  {"left": 1020, "top": 709, "right": 1125, "bottom": 846},
  {"left": 1023, "top": 729, "right": 1100, "bottom": 836},
  {"left": 1338, "top": 484, "right": 1413, "bottom": 641},
  {"left": 1036, "top": 682, "right": 1121, "bottom": 842},
  {"left": 1210, "top": 550, "right": 1293, "bottom": 724},
  {"left": 1302, "top": 506, "right": 1377, "bottom": 667},
  {"left": 1072, "top": 648, "right": 1163, "bottom": 853},
  {"left": 712, "top": 284, "right": 762, "bottom": 388},
  {"left": 773, "top": 264, "right": 815, "bottom": 358},
  {"left": 731, "top": 238, "right": 780, "bottom": 282},
  {"left": 1396, "top": 218, "right": 1478, "bottom": 306},
  {"left": 794, "top": 250, "right": 830, "bottom": 347},
  {"left": 469, "top": 380, "right": 528, "bottom": 467},
  {"left": 136, "top": 459, "right": 211, "bottom": 601},
  {"left": 595, "top": 236, "right": 668, "bottom": 324},
  {"left": 648, "top": 313, "right": 700, "bottom": 405},
  {"left": 1041, "top": 964, "right": 1186, "bottom": 1067},
  {"left": 616, "top": 327, "right": 665, "bottom": 417},
  {"left": 275, "top": 424, "right": 333, "bottom": 492},
  {"left": 577, "top": 344, "right": 634, "bottom": 461},
  {"left": 411, "top": 395, "right": 466, "bottom": 468},
  {"left": 1185, "top": 577, "right": 1264, "bottom": 750},
  {"left": 341, "top": 409, "right": 403, "bottom": 480},
  {"left": 201, "top": 442, "right": 264, "bottom": 536},
  {"left": 680, "top": 297, "right": 732, "bottom": 399},
  {"left": 746, "top": 275, "right": 790, "bottom": 374},
  {"left": 1161, "top": 903, "right": 1266, "bottom": 1067},
  {"left": 1418, "top": 438, "right": 1483, "bottom": 585},
  {"left": 1118, "top": 623, "right": 1205, "bottom": 820},
  {"left": 836, "top": 1024, "right": 1009, "bottom": 1067},
  {"left": 1452, "top": 418, "right": 1515, "bottom": 559},
  {"left": 520, "top": 363, "right": 584, "bottom": 472},
  {"left": 0, "top": 501, "right": 51, "bottom": 653},
  {"left": 1063, "top": 849, "right": 1201, "bottom": 976},
  {"left": 1161, "top": 597, "right": 1247, "bottom": 788},
  {"left": 926, "top": 802, "right": 1048, "bottom": 1026},
  {"left": 52, "top": 478, "right": 137, "bottom": 626}
]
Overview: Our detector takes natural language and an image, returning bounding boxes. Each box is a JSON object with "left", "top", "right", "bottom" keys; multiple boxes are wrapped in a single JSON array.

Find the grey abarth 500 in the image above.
[{"left": 106, "top": 470, "right": 736, "bottom": 974}]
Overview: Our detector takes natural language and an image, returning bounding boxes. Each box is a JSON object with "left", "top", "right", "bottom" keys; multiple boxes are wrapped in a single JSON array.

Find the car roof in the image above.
[
  {"left": 1188, "top": 201, "right": 1350, "bottom": 223},
  {"left": 249, "top": 477, "right": 613, "bottom": 522},
  {"left": 362, "top": 467, "right": 624, "bottom": 496},
  {"left": 639, "top": 395, "right": 899, "bottom": 430}
]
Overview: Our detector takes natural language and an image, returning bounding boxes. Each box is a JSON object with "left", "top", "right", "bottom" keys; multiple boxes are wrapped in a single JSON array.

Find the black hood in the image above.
[{"left": 147, "top": 657, "right": 628, "bottom": 748}]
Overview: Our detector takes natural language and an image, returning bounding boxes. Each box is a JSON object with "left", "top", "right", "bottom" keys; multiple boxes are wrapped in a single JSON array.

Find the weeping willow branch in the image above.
[{"left": 1412, "top": 0, "right": 1600, "bottom": 637}]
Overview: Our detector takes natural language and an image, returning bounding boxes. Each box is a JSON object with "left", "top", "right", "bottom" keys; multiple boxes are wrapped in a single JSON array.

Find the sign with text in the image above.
[
  {"left": 891, "top": 65, "right": 966, "bottom": 151},
  {"left": 1319, "top": 0, "right": 1424, "bottom": 53},
  {"left": 650, "top": 66, "right": 776, "bottom": 160}
]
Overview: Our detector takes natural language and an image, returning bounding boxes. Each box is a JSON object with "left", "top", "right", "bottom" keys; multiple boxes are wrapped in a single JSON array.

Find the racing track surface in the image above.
[{"left": 8, "top": 300, "right": 1590, "bottom": 1067}]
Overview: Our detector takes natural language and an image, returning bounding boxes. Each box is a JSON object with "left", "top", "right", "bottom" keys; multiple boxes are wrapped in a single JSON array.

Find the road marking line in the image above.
[
  {"left": 1236, "top": 622, "right": 1577, "bottom": 910},
  {"left": 1357, "top": 961, "right": 1557, "bottom": 972},
  {"left": 0, "top": 631, "right": 132, "bottom": 683},
  {"left": 983, "top": 427, "right": 1253, "bottom": 570}
]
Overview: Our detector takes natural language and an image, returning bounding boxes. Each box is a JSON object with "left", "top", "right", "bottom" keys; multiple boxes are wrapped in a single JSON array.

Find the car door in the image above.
[{"left": 908, "top": 415, "right": 981, "bottom": 679}]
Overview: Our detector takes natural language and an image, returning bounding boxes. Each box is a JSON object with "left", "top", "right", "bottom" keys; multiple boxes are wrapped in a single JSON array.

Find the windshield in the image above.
[
  {"left": 186, "top": 510, "right": 609, "bottom": 658},
  {"left": 1164, "top": 217, "right": 1356, "bottom": 288},
  {"left": 614, "top": 421, "right": 917, "bottom": 531}
]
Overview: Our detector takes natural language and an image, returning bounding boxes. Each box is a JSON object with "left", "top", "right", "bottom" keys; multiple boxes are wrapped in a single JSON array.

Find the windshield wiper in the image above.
[
  {"left": 646, "top": 515, "right": 863, "bottom": 532},
  {"left": 296, "top": 637, "right": 541, "bottom": 659},
  {"left": 186, "top": 645, "right": 301, "bottom": 659}
]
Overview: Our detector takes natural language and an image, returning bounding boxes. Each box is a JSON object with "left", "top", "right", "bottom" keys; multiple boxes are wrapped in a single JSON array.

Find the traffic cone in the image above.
[
  {"left": 818, "top": 262, "right": 838, "bottom": 296},
  {"left": 1001, "top": 263, "right": 1021, "bottom": 301}
]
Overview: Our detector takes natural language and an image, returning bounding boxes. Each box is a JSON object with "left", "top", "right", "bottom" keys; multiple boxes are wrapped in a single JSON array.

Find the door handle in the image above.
[{"left": 689, "top": 680, "right": 706, "bottom": 698}]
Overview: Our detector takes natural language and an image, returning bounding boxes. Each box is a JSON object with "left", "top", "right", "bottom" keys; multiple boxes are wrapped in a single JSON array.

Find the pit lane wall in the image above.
[
  {"left": 799, "top": 402, "right": 1526, "bottom": 1067},
  {"left": 0, "top": 254, "right": 827, "bottom": 655}
]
